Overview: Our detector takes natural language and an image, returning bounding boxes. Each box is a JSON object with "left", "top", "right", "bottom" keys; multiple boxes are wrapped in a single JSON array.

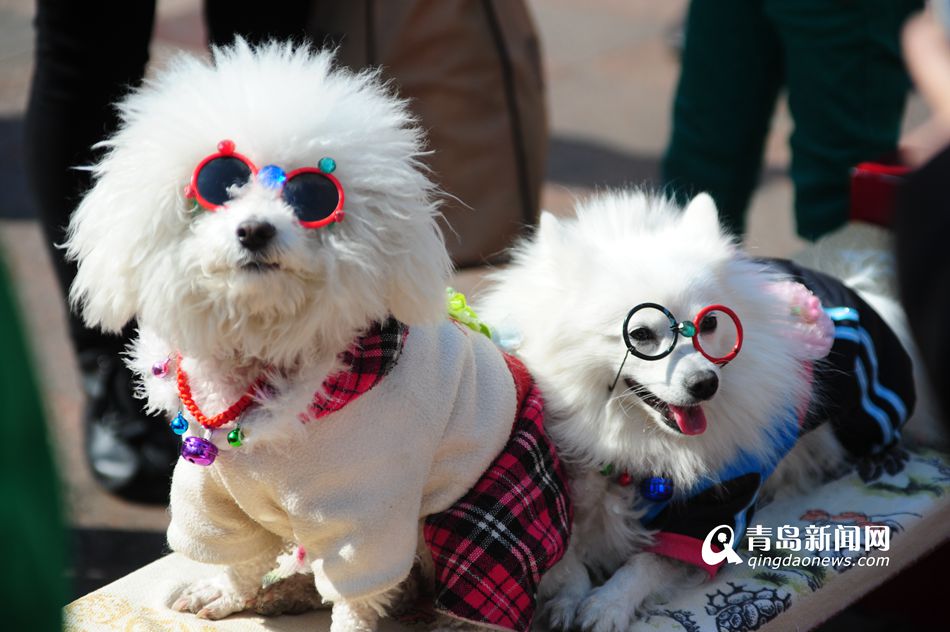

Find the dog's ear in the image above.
[
  {"left": 682, "top": 193, "right": 722, "bottom": 235},
  {"left": 536, "top": 211, "right": 563, "bottom": 244},
  {"left": 385, "top": 220, "right": 453, "bottom": 326},
  {"left": 65, "top": 169, "right": 141, "bottom": 333}
]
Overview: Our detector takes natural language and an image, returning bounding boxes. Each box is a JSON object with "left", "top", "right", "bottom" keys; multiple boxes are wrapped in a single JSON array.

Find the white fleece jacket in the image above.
[{"left": 154, "top": 321, "right": 517, "bottom": 601}]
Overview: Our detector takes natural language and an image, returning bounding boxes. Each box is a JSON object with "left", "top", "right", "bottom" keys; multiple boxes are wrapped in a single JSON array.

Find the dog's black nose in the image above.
[
  {"left": 686, "top": 370, "right": 719, "bottom": 401},
  {"left": 236, "top": 220, "right": 276, "bottom": 251}
]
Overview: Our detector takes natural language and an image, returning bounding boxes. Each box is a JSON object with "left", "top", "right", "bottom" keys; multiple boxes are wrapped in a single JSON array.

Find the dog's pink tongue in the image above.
[{"left": 669, "top": 404, "right": 707, "bottom": 435}]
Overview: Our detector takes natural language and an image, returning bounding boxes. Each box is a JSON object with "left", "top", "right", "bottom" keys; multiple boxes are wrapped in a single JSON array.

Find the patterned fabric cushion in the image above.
[{"left": 630, "top": 449, "right": 950, "bottom": 632}]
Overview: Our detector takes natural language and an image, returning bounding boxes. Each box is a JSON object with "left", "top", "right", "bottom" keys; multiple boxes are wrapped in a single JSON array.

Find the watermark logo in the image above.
[
  {"left": 743, "top": 524, "right": 890, "bottom": 552},
  {"left": 701, "top": 524, "right": 744, "bottom": 566},
  {"left": 701, "top": 523, "right": 892, "bottom": 570}
]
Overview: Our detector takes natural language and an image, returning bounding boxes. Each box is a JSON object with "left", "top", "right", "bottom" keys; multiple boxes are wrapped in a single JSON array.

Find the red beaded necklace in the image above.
[{"left": 176, "top": 353, "right": 264, "bottom": 429}]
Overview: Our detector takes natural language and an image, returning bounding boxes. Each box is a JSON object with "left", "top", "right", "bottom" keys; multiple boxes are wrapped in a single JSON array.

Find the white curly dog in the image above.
[{"left": 65, "top": 41, "right": 570, "bottom": 632}]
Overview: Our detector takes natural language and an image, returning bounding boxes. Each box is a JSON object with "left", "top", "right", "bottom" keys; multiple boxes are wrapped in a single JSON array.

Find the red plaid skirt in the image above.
[{"left": 423, "top": 355, "right": 572, "bottom": 631}]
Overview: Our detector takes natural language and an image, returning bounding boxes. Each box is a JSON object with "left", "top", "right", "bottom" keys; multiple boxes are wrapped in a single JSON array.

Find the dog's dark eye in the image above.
[
  {"left": 700, "top": 314, "right": 718, "bottom": 333},
  {"left": 195, "top": 156, "right": 252, "bottom": 206},
  {"left": 283, "top": 171, "right": 340, "bottom": 226},
  {"left": 630, "top": 327, "right": 655, "bottom": 343}
]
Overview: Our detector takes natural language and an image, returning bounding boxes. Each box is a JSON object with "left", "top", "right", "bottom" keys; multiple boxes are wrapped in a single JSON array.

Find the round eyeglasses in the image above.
[
  {"left": 610, "top": 302, "right": 743, "bottom": 390},
  {"left": 185, "top": 139, "right": 345, "bottom": 229}
]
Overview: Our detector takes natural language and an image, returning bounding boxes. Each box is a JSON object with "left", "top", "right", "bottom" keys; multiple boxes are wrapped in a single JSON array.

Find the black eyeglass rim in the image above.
[{"left": 622, "top": 302, "right": 679, "bottom": 361}]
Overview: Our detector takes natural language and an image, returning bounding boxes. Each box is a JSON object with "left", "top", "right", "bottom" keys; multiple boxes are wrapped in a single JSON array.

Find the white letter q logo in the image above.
[{"left": 701, "top": 525, "right": 744, "bottom": 566}]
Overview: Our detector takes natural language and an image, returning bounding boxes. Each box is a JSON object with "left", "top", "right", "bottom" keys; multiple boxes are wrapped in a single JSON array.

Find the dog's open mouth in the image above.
[
  {"left": 623, "top": 378, "right": 707, "bottom": 436},
  {"left": 241, "top": 261, "right": 281, "bottom": 273}
]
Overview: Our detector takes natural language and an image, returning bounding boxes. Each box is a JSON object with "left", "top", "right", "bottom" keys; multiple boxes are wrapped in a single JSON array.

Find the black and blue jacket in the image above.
[{"left": 639, "top": 258, "right": 915, "bottom": 574}]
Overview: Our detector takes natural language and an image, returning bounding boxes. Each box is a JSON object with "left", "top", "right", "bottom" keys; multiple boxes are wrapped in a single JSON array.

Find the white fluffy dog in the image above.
[
  {"left": 478, "top": 191, "right": 928, "bottom": 632},
  {"left": 65, "top": 41, "right": 570, "bottom": 631}
]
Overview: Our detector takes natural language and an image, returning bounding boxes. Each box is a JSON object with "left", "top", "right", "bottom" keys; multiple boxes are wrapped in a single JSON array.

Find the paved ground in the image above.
[{"left": 0, "top": 0, "right": 929, "bottom": 600}]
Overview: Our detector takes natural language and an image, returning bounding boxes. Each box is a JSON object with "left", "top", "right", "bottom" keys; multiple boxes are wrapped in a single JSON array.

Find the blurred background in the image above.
[{"left": 0, "top": 0, "right": 932, "bottom": 608}]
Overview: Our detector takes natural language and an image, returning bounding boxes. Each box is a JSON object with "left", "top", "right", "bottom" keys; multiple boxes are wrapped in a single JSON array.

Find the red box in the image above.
[{"left": 849, "top": 161, "right": 910, "bottom": 228}]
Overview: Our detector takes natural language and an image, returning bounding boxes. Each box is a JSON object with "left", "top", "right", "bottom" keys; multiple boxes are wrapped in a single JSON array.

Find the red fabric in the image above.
[
  {"left": 305, "top": 318, "right": 407, "bottom": 421},
  {"left": 503, "top": 352, "right": 532, "bottom": 405},
  {"left": 797, "top": 361, "right": 815, "bottom": 428},
  {"left": 423, "top": 378, "right": 572, "bottom": 630},
  {"left": 646, "top": 532, "right": 723, "bottom": 578}
]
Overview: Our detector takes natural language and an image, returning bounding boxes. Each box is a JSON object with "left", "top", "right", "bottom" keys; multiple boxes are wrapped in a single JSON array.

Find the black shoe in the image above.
[{"left": 79, "top": 351, "right": 178, "bottom": 505}]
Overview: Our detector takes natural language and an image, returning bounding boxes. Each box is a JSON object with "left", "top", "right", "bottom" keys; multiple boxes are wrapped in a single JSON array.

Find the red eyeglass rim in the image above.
[
  {"left": 692, "top": 303, "right": 743, "bottom": 365},
  {"left": 185, "top": 139, "right": 345, "bottom": 229},
  {"left": 186, "top": 140, "right": 257, "bottom": 210},
  {"left": 282, "top": 166, "right": 346, "bottom": 229}
]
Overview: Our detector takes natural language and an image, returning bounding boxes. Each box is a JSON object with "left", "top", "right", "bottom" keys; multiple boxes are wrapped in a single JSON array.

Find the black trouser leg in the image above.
[{"left": 25, "top": 0, "right": 156, "bottom": 355}]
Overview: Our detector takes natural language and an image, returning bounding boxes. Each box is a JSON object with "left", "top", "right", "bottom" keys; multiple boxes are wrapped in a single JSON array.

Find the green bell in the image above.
[{"left": 227, "top": 427, "right": 244, "bottom": 447}]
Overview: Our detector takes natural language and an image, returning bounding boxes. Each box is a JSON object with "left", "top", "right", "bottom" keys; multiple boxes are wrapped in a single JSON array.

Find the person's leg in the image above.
[
  {"left": 24, "top": 0, "right": 179, "bottom": 505},
  {"left": 662, "top": 0, "right": 784, "bottom": 236},
  {"left": 766, "top": 0, "right": 923, "bottom": 240},
  {"left": 25, "top": 0, "right": 155, "bottom": 354},
  {"left": 204, "top": 0, "right": 314, "bottom": 47}
]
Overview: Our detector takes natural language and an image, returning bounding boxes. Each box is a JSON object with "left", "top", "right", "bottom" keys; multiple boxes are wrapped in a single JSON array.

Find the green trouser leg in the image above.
[
  {"left": 663, "top": 0, "right": 922, "bottom": 240},
  {"left": 0, "top": 256, "right": 66, "bottom": 630},
  {"left": 766, "top": 0, "right": 921, "bottom": 240},
  {"left": 662, "top": 0, "right": 783, "bottom": 237}
]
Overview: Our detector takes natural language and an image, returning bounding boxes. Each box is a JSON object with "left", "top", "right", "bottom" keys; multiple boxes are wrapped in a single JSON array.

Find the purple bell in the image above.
[
  {"left": 181, "top": 436, "right": 219, "bottom": 466},
  {"left": 152, "top": 358, "right": 170, "bottom": 378}
]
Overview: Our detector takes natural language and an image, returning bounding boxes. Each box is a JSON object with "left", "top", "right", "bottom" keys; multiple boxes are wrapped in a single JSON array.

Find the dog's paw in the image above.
[
  {"left": 856, "top": 445, "right": 909, "bottom": 482},
  {"left": 575, "top": 586, "right": 637, "bottom": 632},
  {"left": 172, "top": 575, "right": 253, "bottom": 620},
  {"left": 541, "top": 591, "right": 584, "bottom": 631}
]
